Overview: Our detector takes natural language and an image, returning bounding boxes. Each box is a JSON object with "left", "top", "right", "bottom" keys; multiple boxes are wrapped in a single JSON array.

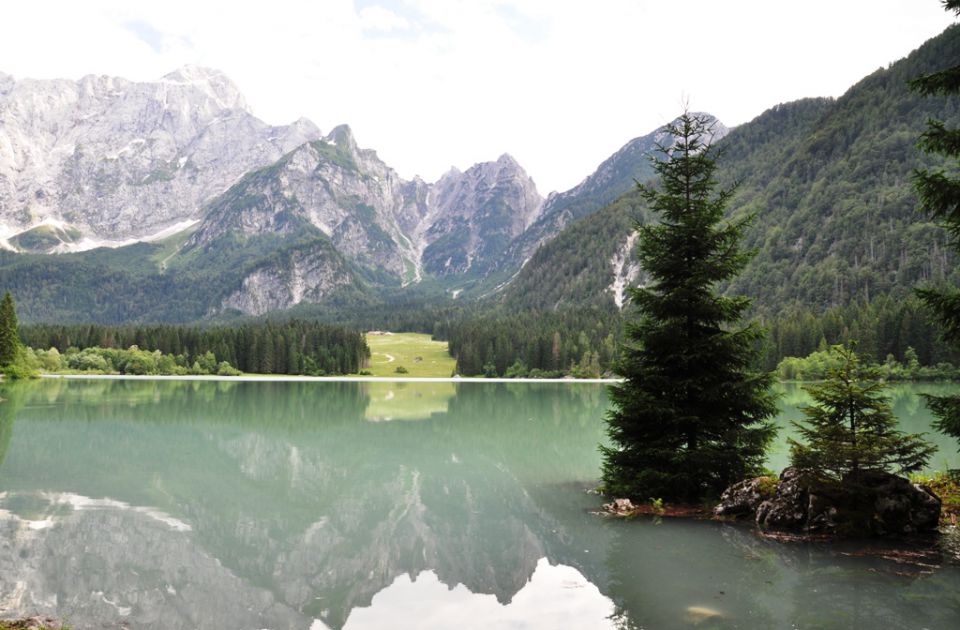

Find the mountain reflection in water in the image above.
[{"left": 0, "top": 379, "right": 958, "bottom": 629}]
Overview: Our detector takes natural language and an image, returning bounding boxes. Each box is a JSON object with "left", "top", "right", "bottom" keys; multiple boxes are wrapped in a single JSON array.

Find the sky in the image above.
[{"left": 0, "top": 1, "right": 956, "bottom": 194}]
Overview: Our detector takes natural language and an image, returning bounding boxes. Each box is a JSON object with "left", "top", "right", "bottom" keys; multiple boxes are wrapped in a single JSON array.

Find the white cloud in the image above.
[
  {"left": 358, "top": 6, "right": 413, "bottom": 34},
  {"left": 0, "top": 1, "right": 955, "bottom": 193}
]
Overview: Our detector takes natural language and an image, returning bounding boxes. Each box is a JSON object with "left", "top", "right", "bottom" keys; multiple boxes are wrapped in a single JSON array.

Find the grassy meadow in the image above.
[{"left": 362, "top": 332, "right": 456, "bottom": 377}]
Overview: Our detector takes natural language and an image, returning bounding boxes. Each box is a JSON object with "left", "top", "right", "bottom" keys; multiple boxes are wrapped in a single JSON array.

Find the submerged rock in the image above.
[
  {"left": 684, "top": 605, "right": 725, "bottom": 625},
  {"left": 745, "top": 467, "right": 943, "bottom": 536}
]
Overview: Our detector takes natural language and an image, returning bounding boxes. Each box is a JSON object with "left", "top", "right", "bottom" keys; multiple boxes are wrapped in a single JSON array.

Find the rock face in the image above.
[
  {"left": 218, "top": 245, "right": 355, "bottom": 316},
  {"left": 721, "top": 467, "right": 943, "bottom": 536},
  {"left": 714, "top": 476, "right": 778, "bottom": 518},
  {"left": 184, "top": 130, "right": 545, "bottom": 314},
  {"left": 188, "top": 125, "right": 422, "bottom": 279},
  {"left": 0, "top": 65, "right": 320, "bottom": 250},
  {"left": 497, "top": 113, "right": 728, "bottom": 277},
  {"left": 421, "top": 154, "right": 543, "bottom": 277}
]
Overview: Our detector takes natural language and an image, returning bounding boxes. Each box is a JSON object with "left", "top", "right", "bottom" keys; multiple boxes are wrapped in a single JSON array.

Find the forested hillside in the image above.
[
  {"left": 0, "top": 234, "right": 367, "bottom": 324},
  {"left": 501, "top": 25, "right": 960, "bottom": 315}
]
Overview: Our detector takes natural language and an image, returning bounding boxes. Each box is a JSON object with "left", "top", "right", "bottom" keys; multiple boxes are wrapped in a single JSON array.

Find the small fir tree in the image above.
[
  {"left": 912, "top": 0, "right": 960, "bottom": 448},
  {"left": 789, "top": 345, "right": 935, "bottom": 481},
  {"left": 0, "top": 290, "right": 21, "bottom": 367},
  {"left": 601, "top": 112, "right": 778, "bottom": 502}
]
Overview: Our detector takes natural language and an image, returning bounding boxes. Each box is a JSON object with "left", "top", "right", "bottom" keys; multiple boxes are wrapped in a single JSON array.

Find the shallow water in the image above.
[{"left": 0, "top": 379, "right": 957, "bottom": 629}]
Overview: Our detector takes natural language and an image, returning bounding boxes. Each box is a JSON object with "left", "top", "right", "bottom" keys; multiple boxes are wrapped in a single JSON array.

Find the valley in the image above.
[{"left": 0, "top": 23, "right": 958, "bottom": 380}]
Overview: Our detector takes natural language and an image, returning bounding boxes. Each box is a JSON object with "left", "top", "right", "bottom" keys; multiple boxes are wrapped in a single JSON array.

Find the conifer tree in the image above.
[
  {"left": 789, "top": 345, "right": 935, "bottom": 480},
  {"left": 912, "top": 0, "right": 960, "bottom": 446},
  {"left": 601, "top": 112, "right": 778, "bottom": 502},
  {"left": 0, "top": 290, "right": 21, "bottom": 367}
]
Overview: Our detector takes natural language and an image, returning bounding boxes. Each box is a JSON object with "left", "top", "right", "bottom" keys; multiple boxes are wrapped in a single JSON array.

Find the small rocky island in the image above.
[{"left": 715, "top": 467, "right": 942, "bottom": 536}]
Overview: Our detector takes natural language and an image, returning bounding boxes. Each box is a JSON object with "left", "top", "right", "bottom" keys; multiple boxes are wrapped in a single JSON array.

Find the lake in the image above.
[{"left": 0, "top": 379, "right": 958, "bottom": 629}]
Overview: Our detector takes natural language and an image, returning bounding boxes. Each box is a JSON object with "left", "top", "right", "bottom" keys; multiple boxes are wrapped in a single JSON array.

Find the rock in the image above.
[
  {"left": 755, "top": 467, "right": 818, "bottom": 529},
  {"left": 748, "top": 467, "right": 943, "bottom": 536},
  {"left": 859, "top": 471, "right": 941, "bottom": 534},
  {"left": 0, "top": 67, "right": 320, "bottom": 246},
  {"left": 684, "top": 605, "right": 725, "bottom": 625},
  {"left": 603, "top": 498, "right": 636, "bottom": 515},
  {"left": 216, "top": 246, "right": 354, "bottom": 316},
  {"left": 714, "top": 476, "right": 777, "bottom": 517}
]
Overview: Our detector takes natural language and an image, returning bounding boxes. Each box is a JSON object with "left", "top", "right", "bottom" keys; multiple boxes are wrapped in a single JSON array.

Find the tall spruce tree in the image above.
[
  {"left": 912, "top": 0, "right": 960, "bottom": 447},
  {"left": 0, "top": 290, "right": 21, "bottom": 367},
  {"left": 789, "top": 345, "right": 935, "bottom": 480},
  {"left": 601, "top": 112, "right": 777, "bottom": 502}
]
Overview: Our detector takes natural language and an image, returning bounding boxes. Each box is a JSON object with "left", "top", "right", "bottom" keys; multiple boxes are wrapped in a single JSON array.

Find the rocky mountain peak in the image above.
[
  {"left": 0, "top": 71, "right": 13, "bottom": 95},
  {"left": 325, "top": 124, "right": 358, "bottom": 152},
  {"left": 0, "top": 66, "right": 319, "bottom": 249},
  {"left": 160, "top": 64, "right": 249, "bottom": 112},
  {"left": 651, "top": 112, "right": 729, "bottom": 149}
]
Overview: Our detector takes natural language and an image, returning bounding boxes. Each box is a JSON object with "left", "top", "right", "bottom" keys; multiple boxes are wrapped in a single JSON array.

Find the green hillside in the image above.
[{"left": 501, "top": 24, "right": 960, "bottom": 316}]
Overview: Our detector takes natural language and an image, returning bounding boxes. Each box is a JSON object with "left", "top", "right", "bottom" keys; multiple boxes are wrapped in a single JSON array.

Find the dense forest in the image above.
[{"left": 21, "top": 320, "right": 369, "bottom": 375}]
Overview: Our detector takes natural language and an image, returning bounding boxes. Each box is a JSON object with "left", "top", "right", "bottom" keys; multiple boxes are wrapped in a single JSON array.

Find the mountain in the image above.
[
  {"left": 487, "top": 114, "right": 728, "bottom": 285},
  {"left": 186, "top": 127, "right": 543, "bottom": 290},
  {"left": 0, "top": 65, "right": 320, "bottom": 252},
  {"left": 0, "top": 70, "right": 545, "bottom": 320},
  {"left": 421, "top": 154, "right": 543, "bottom": 278},
  {"left": 174, "top": 128, "right": 543, "bottom": 316},
  {"left": 4, "top": 24, "right": 959, "bottom": 325},
  {"left": 499, "top": 24, "right": 960, "bottom": 316},
  {"left": 185, "top": 125, "right": 422, "bottom": 284}
]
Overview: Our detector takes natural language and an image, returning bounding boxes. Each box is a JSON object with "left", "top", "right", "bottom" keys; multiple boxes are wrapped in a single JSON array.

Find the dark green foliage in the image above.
[
  {"left": 600, "top": 113, "right": 778, "bottom": 502},
  {"left": 789, "top": 345, "right": 935, "bottom": 480},
  {"left": 501, "top": 195, "right": 643, "bottom": 311},
  {"left": 444, "top": 305, "right": 622, "bottom": 377},
  {"left": 911, "top": 4, "right": 960, "bottom": 450},
  {"left": 0, "top": 290, "right": 20, "bottom": 367},
  {"left": 778, "top": 343, "right": 960, "bottom": 382},
  {"left": 0, "top": 230, "right": 366, "bottom": 324},
  {"left": 762, "top": 294, "right": 960, "bottom": 370},
  {"left": 21, "top": 320, "right": 369, "bottom": 376}
]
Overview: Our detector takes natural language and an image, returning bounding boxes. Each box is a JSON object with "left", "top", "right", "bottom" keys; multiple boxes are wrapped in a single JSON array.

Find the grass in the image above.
[
  {"left": 150, "top": 225, "right": 197, "bottom": 270},
  {"left": 911, "top": 470, "right": 960, "bottom": 526},
  {"left": 362, "top": 332, "right": 456, "bottom": 378}
]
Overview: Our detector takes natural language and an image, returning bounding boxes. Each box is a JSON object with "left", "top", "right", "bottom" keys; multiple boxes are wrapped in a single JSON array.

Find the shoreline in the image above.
[{"left": 38, "top": 374, "right": 620, "bottom": 384}]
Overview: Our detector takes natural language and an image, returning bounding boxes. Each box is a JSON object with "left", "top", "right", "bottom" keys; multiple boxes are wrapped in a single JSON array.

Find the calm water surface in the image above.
[{"left": 0, "top": 379, "right": 958, "bottom": 629}]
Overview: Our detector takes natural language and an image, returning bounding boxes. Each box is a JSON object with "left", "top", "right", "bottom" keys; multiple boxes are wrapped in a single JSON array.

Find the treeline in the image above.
[
  {"left": 440, "top": 306, "right": 622, "bottom": 377},
  {"left": 761, "top": 294, "right": 960, "bottom": 370},
  {"left": 778, "top": 345, "right": 960, "bottom": 381},
  {"left": 26, "top": 345, "right": 241, "bottom": 376},
  {"left": 21, "top": 320, "right": 369, "bottom": 375},
  {"left": 436, "top": 294, "right": 957, "bottom": 379}
]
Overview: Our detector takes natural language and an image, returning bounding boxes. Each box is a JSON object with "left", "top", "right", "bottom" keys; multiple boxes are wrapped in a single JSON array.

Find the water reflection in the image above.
[
  {"left": 364, "top": 382, "right": 454, "bottom": 421},
  {"left": 340, "top": 559, "right": 616, "bottom": 630},
  {"left": 0, "top": 379, "right": 958, "bottom": 629},
  {"left": 0, "top": 380, "right": 608, "bottom": 629}
]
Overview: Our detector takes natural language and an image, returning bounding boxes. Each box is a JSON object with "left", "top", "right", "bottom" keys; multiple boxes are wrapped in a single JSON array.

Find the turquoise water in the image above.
[{"left": 0, "top": 379, "right": 957, "bottom": 629}]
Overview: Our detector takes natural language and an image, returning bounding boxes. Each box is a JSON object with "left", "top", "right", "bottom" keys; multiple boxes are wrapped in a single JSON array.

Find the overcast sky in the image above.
[{"left": 1, "top": 1, "right": 956, "bottom": 193}]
